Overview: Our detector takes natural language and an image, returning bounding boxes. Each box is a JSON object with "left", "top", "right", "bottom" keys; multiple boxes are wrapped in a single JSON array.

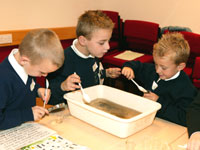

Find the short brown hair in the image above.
[
  {"left": 153, "top": 32, "right": 190, "bottom": 65},
  {"left": 76, "top": 10, "right": 114, "bottom": 39},
  {"left": 19, "top": 28, "right": 64, "bottom": 67}
]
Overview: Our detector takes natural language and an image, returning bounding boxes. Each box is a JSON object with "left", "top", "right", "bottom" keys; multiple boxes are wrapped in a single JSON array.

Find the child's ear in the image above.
[
  {"left": 177, "top": 62, "right": 186, "bottom": 71},
  {"left": 20, "top": 55, "right": 30, "bottom": 66},
  {"left": 78, "top": 35, "right": 87, "bottom": 46}
]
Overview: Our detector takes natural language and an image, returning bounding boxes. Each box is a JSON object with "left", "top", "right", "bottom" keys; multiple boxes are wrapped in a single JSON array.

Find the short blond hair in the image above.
[
  {"left": 76, "top": 10, "right": 114, "bottom": 39},
  {"left": 153, "top": 32, "right": 190, "bottom": 65},
  {"left": 19, "top": 28, "right": 64, "bottom": 67}
]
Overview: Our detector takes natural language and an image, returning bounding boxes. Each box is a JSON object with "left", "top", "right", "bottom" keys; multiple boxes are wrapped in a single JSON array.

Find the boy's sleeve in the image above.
[
  {"left": 0, "top": 83, "right": 34, "bottom": 130},
  {"left": 0, "top": 108, "right": 34, "bottom": 130},
  {"left": 47, "top": 70, "right": 69, "bottom": 104},
  {"left": 187, "top": 91, "right": 200, "bottom": 136},
  {"left": 122, "top": 61, "right": 142, "bottom": 71},
  {"left": 122, "top": 61, "right": 155, "bottom": 84},
  {"left": 156, "top": 84, "right": 197, "bottom": 127},
  {"left": 47, "top": 51, "right": 74, "bottom": 105}
]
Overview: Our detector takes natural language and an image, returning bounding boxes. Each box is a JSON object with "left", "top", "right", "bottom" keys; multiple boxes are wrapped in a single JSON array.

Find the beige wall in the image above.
[{"left": 1, "top": 0, "right": 200, "bottom": 33}]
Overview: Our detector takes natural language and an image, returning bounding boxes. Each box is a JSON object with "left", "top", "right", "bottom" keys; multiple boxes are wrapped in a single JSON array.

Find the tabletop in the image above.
[{"left": 37, "top": 100, "right": 188, "bottom": 150}]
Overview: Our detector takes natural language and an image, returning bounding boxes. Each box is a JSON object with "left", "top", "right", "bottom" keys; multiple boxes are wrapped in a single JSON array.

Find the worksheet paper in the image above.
[
  {"left": 0, "top": 122, "right": 89, "bottom": 150},
  {"left": 114, "top": 50, "right": 144, "bottom": 61}
]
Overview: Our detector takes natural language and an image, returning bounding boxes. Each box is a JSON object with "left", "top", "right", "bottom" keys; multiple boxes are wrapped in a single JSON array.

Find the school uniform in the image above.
[
  {"left": 187, "top": 91, "right": 200, "bottom": 136},
  {"left": 123, "top": 61, "right": 197, "bottom": 126},
  {"left": 47, "top": 39, "right": 106, "bottom": 105},
  {"left": 0, "top": 49, "right": 39, "bottom": 130}
]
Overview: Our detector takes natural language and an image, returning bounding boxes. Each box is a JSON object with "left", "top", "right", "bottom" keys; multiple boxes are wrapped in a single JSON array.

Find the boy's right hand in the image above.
[
  {"left": 61, "top": 73, "right": 80, "bottom": 91},
  {"left": 122, "top": 67, "right": 135, "bottom": 80},
  {"left": 32, "top": 106, "right": 49, "bottom": 121},
  {"left": 187, "top": 132, "right": 200, "bottom": 150}
]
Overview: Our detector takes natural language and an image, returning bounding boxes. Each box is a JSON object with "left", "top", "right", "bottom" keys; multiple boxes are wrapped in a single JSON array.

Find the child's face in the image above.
[
  {"left": 23, "top": 59, "right": 58, "bottom": 77},
  {"left": 153, "top": 55, "right": 184, "bottom": 80},
  {"left": 85, "top": 29, "right": 112, "bottom": 58}
]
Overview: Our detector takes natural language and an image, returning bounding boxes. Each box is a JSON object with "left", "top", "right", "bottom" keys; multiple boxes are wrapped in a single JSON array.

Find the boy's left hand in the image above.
[
  {"left": 143, "top": 91, "right": 159, "bottom": 102},
  {"left": 106, "top": 68, "right": 121, "bottom": 78},
  {"left": 38, "top": 88, "right": 51, "bottom": 104}
]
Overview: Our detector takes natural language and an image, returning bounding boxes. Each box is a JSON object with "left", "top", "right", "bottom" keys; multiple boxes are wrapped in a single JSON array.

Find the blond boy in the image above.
[
  {"left": 47, "top": 10, "right": 121, "bottom": 105},
  {"left": 122, "top": 32, "right": 197, "bottom": 126},
  {"left": 0, "top": 29, "right": 64, "bottom": 130}
]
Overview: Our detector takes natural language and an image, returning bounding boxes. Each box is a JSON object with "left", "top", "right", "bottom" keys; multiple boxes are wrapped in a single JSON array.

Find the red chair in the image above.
[
  {"left": 60, "top": 39, "right": 74, "bottom": 49},
  {"left": 102, "top": 20, "right": 160, "bottom": 68},
  {"left": 0, "top": 45, "right": 17, "bottom": 63},
  {"left": 123, "top": 20, "right": 159, "bottom": 55},
  {"left": 192, "top": 57, "right": 200, "bottom": 88},
  {"left": 180, "top": 31, "right": 200, "bottom": 77},
  {"left": 102, "top": 10, "right": 122, "bottom": 50}
]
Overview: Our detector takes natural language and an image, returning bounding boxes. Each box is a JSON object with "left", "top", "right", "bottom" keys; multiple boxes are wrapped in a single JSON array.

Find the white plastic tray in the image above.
[{"left": 64, "top": 85, "right": 161, "bottom": 138}]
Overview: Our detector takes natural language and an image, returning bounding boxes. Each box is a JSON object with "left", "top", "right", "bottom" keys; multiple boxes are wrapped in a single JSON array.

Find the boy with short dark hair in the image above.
[
  {"left": 122, "top": 32, "right": 197, "bottom": 126},
  {"left": 47, "top": 10, "right": 121, "bottom": 105},
  {"left": 0, "top": 28, "right": 64, "bottom": 130}
]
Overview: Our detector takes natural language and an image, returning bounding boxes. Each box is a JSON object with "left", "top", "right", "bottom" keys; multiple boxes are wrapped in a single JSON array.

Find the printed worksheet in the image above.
[
  {"left": 0, "top": 122, "right": 89, "bottom": 150},
  {"left": 20, "top": 133, "right": 89, "bottom": 150}
]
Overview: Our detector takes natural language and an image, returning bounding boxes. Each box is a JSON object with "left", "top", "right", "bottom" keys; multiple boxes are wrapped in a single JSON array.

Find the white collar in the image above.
[
  {"left": 164, "top": 71, "right": 180, "bottom": 81},
  {"left": 71, "top": 39, "right": 94, "bottom": 59},
  {"left": 8, "top": 49, "right": 28, "bottom": 84}
]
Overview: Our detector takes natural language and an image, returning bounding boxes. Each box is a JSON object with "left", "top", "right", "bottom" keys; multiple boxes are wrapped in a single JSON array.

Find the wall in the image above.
[
  {"left": 0, "top": 0, "right": 200, "bottom": 33},
  {"left": 95, "top": 0, "right": 200, "bottom": 33},
  {"left": 0, "top": 0, "right": 96, "bottom": 30}
]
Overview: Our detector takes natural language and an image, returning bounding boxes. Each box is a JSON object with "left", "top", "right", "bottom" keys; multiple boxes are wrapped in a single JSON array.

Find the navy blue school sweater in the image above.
[
  {"left": 47, "top": 46, "right": 106, "bottom": 105},
  {"left": 123, "top": 61, "right": 197, "bottom": 126},
  {"left": 0, "top": 57, "right": 39, "bottom": 130}
]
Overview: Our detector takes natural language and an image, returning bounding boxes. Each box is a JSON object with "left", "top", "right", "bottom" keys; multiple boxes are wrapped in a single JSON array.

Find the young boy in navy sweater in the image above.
[
  {"left": 47, "top": 10, "right": 121, "bottom": 105},
  {"left": 122, "top": 32, "right": 197, "bottom": 126},
  {"left": 0, "top": 29, "right": 64, "bottom": 130}
]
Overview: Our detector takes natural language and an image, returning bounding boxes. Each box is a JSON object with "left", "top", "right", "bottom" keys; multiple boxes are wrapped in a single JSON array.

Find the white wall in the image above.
[
  {"left": 0, "top": 0, "right": 96, "bottom": 30},
  {"left": 95, "top": 0, "right": 200, "bottom": 33},
  {"left": 1, "top": 0, "right": 200, "bottom": 33}
]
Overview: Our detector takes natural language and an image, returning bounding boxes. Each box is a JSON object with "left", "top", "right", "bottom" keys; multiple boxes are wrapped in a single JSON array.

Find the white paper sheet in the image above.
[
  {"left": 114, "top": 50, "right": 144, "bottom": 61},
  {"left": 0, "top": 123, "right": 56, "bottom": 150},
  {"left": 0, "top": 122, "right": 89, "bottom": 150}
]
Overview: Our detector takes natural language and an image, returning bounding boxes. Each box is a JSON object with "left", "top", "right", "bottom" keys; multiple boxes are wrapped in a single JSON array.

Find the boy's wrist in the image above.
[
  {"left": 105, "top": 69, "right": 110, "bottom": 77},
  {"left": 60, "top": 82, "right": 65, "bottom": 91},
  {"left": 61, "top": 81, "right": 70, "bottom": 91}
]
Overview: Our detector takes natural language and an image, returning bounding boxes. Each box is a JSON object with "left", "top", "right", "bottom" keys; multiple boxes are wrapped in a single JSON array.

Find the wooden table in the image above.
[
  {"left": 170, "top": 132, "right": 188, "bottom": 149},
  {"left": 37, "top": 101, "right": 188, "bottom": 150},
  {"left": 36, "top": 97, "right": 53, "bottom": 109}
]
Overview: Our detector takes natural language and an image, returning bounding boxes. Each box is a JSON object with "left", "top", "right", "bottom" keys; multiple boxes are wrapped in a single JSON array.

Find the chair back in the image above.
[
  {"left": 102, "top": 10, "right": 122, "bottom": 50},
  {"left": 123, "top": 20, "right": 159, "bottom": 54},
  {"left": 180, "top": 31, "right": 200, "bottom": 67}
]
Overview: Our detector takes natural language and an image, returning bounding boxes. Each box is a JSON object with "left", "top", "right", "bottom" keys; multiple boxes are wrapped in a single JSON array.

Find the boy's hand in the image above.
[
  {"left": 32, "top": 106, "right": 49, "bottom": 121},
  {"left": 143, "top": 91, "right": 159, "bottom": 101},
  {"left": 106, "top": 68, "right": 121, "bottom": 78},
  {"left": 187, "top": 132, "right": 200, "bottom": 150},
  {"left": 61, "top": 73, "right": 80, "bottom": 91},
  {"left": 122, "top": 67, "right": 135, "bottom": 80},
  {"left": 38, "top": 88, "right": 51, "bottom": 104}
]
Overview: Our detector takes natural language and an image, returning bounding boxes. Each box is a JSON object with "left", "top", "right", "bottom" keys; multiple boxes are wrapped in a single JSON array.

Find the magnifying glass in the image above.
[{"left": 48, "top": 103, "right": 66, "bottom": 113}]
